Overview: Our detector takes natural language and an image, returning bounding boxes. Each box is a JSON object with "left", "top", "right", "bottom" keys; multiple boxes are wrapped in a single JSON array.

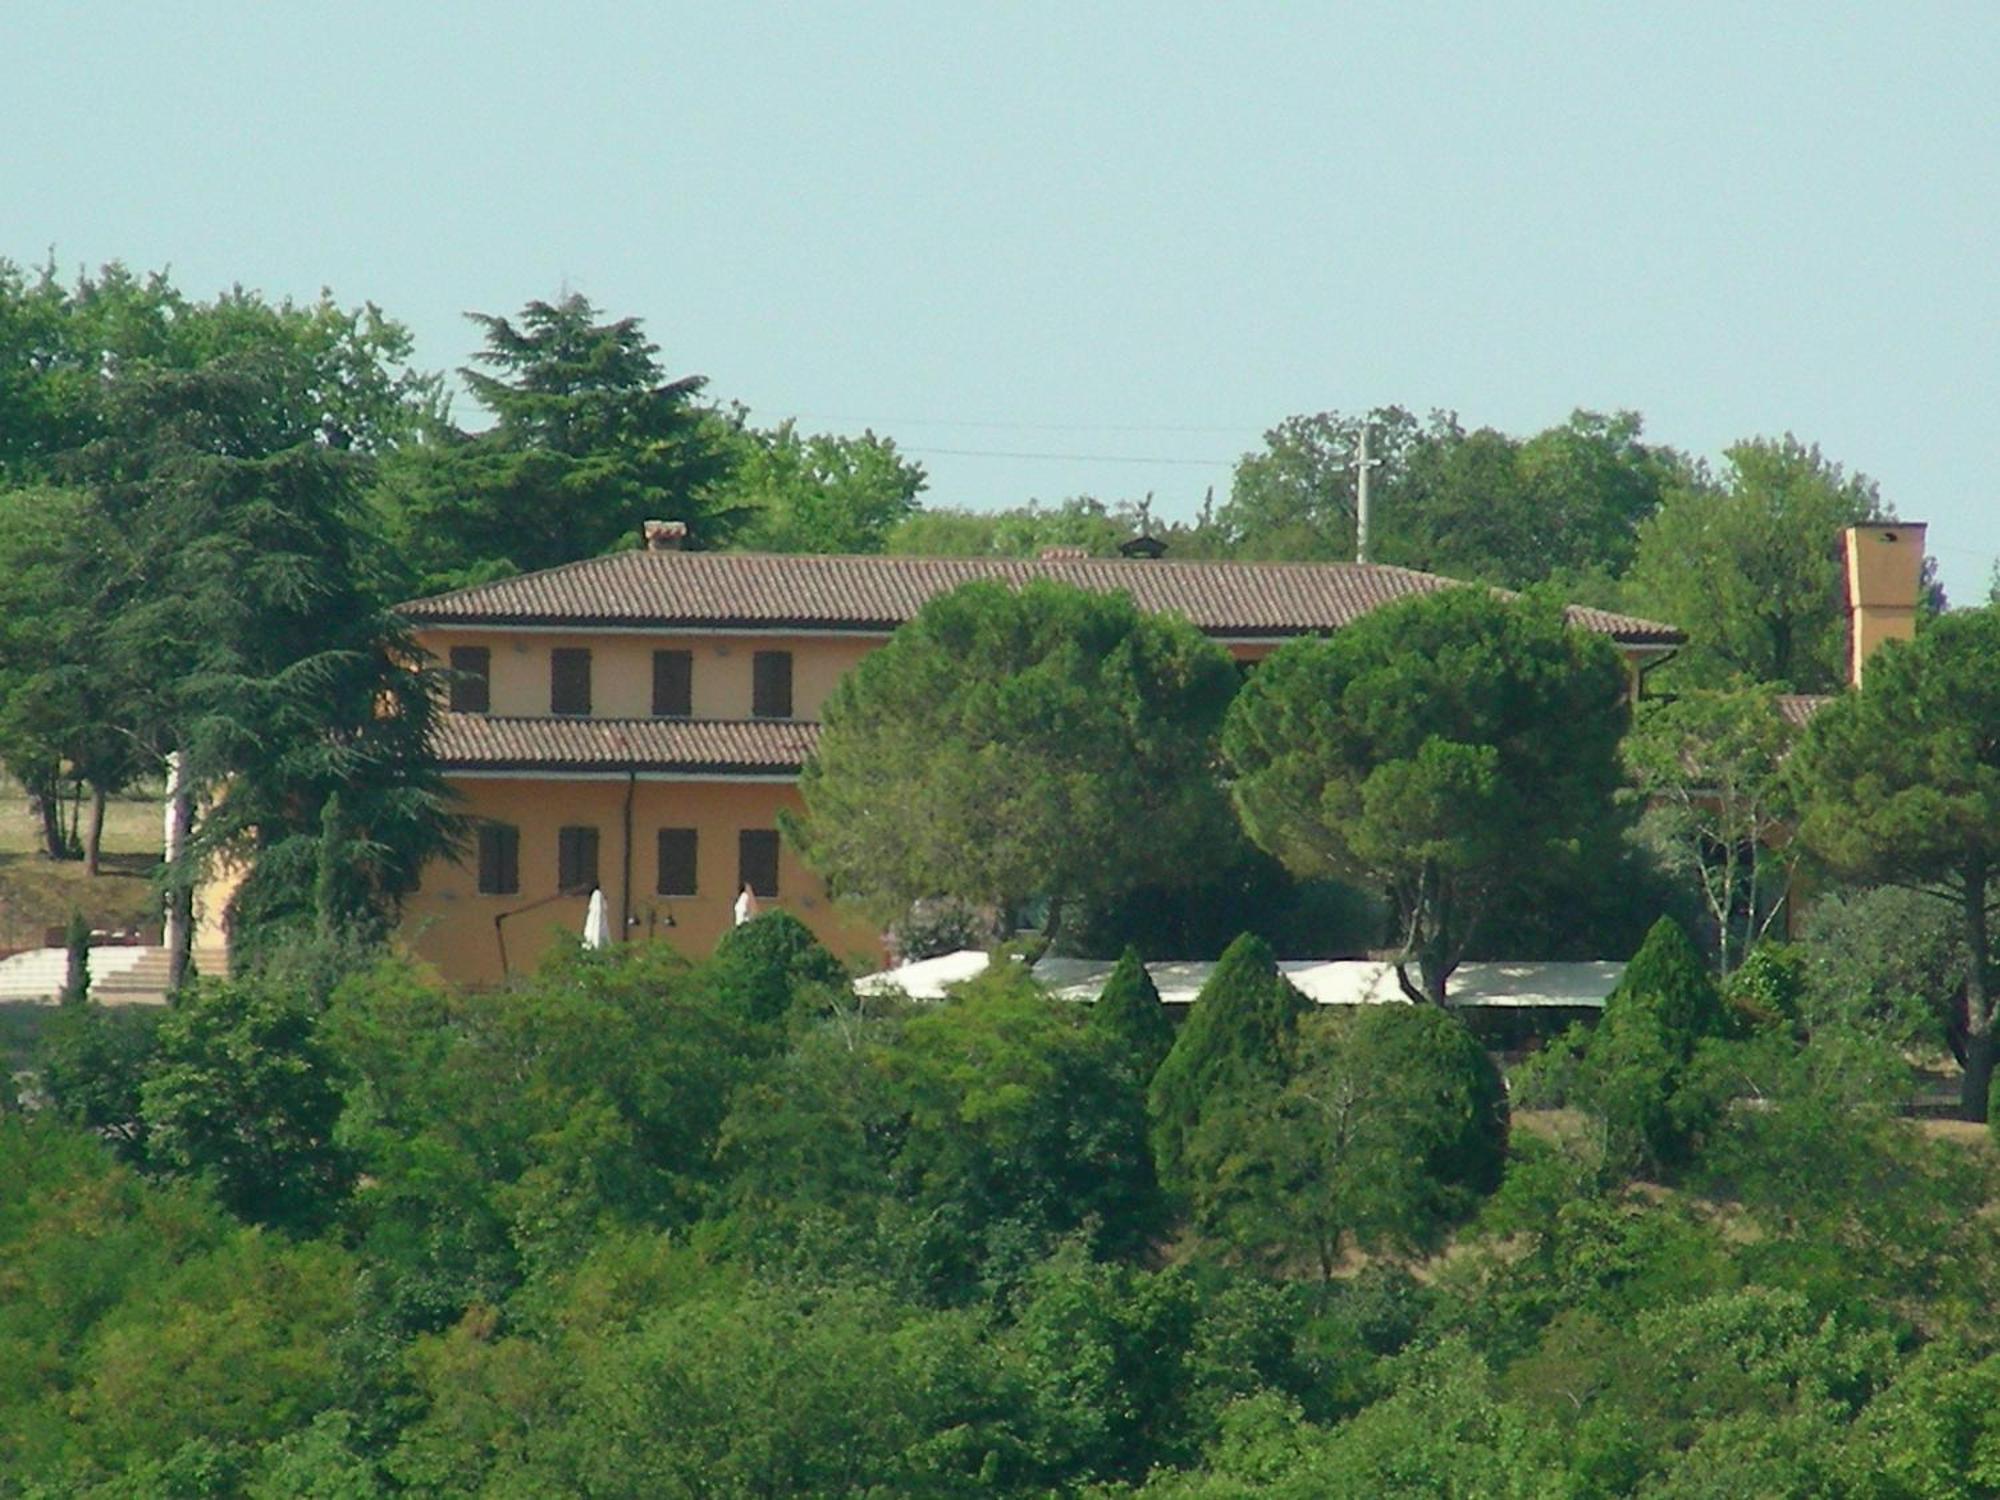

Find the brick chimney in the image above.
[
  {"left": 643, "top": 519, "right": 688, "bottom": 552},
  {"left": 1842, "top": 522, "right": 1926, "bottom": 687}
]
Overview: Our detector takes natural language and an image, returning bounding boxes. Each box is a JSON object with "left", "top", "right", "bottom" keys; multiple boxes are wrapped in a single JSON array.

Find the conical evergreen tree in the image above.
[
  {"left": 1582, "top": 915, "right": 1728, "bottom": 1174},
  {"left": 1089, "top": 946, "right": 1174, "bottom": 1086},
  {"left": 1147, "top": 932, "right": 1307, "bottom": 1198},
  {"left": 1606, "top": 916, "right": 1728, "bottom": 1058}
]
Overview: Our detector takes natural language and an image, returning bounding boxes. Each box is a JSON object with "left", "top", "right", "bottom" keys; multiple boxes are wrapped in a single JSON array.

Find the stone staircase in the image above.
[{"left": 0, "top": 946, "right": 174, "bottom": 1006}]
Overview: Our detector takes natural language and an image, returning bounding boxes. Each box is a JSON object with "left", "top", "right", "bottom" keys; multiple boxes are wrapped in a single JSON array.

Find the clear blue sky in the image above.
[{"left": 8, "top": 4, "right": 1996, "bottom": 599}]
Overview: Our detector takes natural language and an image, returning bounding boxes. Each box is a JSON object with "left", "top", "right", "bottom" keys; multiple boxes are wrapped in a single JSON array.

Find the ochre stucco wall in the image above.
[
  {"left": 401, "top": 775, "right": 885, "bottom": 987},
  {"left": 416, "top": 628, "right": 880, "bottom": 721}
]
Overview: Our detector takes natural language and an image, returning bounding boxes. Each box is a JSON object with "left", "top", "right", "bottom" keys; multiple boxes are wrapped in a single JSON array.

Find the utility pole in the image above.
[{"left": 1355, "top": 421, "right": 1382, "bottom": 563}]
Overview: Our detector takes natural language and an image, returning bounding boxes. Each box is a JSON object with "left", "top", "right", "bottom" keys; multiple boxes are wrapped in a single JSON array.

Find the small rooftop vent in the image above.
[{"left": 643, "top": 519, "right": 688, "bottom": 552}]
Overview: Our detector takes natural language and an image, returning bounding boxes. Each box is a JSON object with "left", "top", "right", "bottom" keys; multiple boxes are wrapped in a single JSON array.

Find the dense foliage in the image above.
[
  {"left": 1224, "top": 588, "right": 1631, "bottom": 1002},
  {"left": 11, "top": 902, "right": 2000, "bottom": 1497},
  {"left": 791, "top": 579, "right": 1242, "bottom": 936}
]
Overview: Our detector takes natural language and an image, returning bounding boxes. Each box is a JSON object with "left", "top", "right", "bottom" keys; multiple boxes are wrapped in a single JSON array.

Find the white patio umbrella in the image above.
[
  {"left": 733, "top": 884, "right": 759, "bottom": 926},
  {"left": 582, "top": 888, "right": 611, "bottom": 949}
]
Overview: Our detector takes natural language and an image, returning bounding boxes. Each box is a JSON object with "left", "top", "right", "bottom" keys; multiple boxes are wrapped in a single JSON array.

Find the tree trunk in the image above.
[
  {"left": 163, "top": 753, "right": 195, "bottom": 994},
  {"left": 32, "top": 774, "right": 67, "bottom": 860},
  {"left": 84, "top": 783, "right": 107, "bottom": 876},
  {"left": 1961, "top": 868, "right": 1993, "bottom": 1121}
]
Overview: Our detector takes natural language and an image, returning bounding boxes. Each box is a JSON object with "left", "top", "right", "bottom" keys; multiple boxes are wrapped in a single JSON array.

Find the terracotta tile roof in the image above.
[
  {"left": 1774, "top": 693, "right": 1834, "bottom": 728},
  {"left": 403, "top": 551, "right": 1685, "bottom": 646},
  {"left": 433, "top": 714, "right": 818, "bottom": 775}
]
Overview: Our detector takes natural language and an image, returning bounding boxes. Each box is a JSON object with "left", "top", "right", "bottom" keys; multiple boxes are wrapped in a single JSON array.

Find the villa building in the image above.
[{"left": 358, "top": 529, "right": 1685, "bottom": 986}]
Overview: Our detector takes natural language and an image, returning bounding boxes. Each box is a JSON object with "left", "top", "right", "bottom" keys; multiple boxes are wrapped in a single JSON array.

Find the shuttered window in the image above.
[
  {"left": 657, "top": 828, "right": 698, "bottom": 896},
  {"left": 477, "top": 823, "right": 519, "bottom": 895},
  {"left": 448, "top": 646, "right": 491, "bottom": 713},
  {"left": 738, "top": 829, "right": 780, "bottom": 898},
  {"left": 751, "top": 651, "right": 793, "bottom": 719},
  {"left": 652, "top": 650, "right": 693, "bottom": 717},
  {"left": 557, "top": 826, "right": 600, "bottom": 893},
  {"left": 551, "top": 648, "right": 592, "bottom": 715}
]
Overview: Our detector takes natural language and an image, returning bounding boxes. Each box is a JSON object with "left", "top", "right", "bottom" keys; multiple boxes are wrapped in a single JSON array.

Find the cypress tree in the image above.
[
  {"left": 1608, "top": 916, "right": 1728, "bottom": 1059},
  {"left": 1147, "top": 932, "right": 1307, "bottom": 1198},
  {"left": 1583, "top": 915, "right": 1728, "bottom": 1174},
  {"left": 1089, "top": 946, "right": 1174, "bottom": 1086},
  {"left": 61, "top": 909, "right": 91, "bottom": 1005}
]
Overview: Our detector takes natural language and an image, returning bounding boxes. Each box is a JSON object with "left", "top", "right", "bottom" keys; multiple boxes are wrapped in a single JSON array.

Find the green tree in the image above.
[
  {"left": 791, "top": 579, "right": 1241, "bottom": 941},
  {"left": 0, "top": 486, "right": 140, "bottom": 864},
  {"left": 1224, "top": 587, "right": 1629, "bottom": 1003},
  {"left": 76, "top": 349, "right": 459, "bottom": 975},
  {"left": 886, "top": 495, "right": 1133, "bottom": 558},
  {"left": 1627, "top": 436, "right": 1887, "bottom": 691},
  {"left": 1221, "top": 407, "right": 1674, "bottom": 588},
  {"left": 1148, "top": 933, "right": 1308, "bottom": 1199},
  {"left": 139, "top": 978, "right": 355, "bottom": 1233},
  {"left": 1547, "top": 917, "right": 1731, "bottom": 1175},
  {"left": 722, "top": 416, "right": 926, "bottom": 553},
  {"left": 1624, "top": 687, "right": 1802, "bottom": 973},
  {"left": 1089, "top": 946, "right": 1175, "bottom": 1086},
  {"left": 377, "top": 293, "right": 736, "bottom": 591},
  {"left": 1194, "top": 1005, "right": 1507, "bottom": 1281},
  {"left": 887, "top": 972, "right": 1164, "bottom": 1277},
  {"left": 707, "top": 908, "right": 849, "bottom": 1030},
  {"left": 1790, "top": 607, "right": 2000, "bottom": 1117}
]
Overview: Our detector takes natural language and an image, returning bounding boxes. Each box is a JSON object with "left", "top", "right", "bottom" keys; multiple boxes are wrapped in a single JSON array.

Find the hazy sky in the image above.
[{"left": 8, "top": 4, "right": 1995, "bottom": 598}]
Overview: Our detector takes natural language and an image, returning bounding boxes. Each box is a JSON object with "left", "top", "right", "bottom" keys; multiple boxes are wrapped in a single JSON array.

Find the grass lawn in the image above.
[{"left": 0, "top": 778, "right": 163, "bottom": 950}]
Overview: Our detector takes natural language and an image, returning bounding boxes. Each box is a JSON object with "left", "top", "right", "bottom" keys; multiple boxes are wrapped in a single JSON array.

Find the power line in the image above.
[
  {"left": 751, "top": 409, "right": 1261, "bottom": 437},
  {"left": 901, "top": 445, "right": 1235, "bottom": 468}
]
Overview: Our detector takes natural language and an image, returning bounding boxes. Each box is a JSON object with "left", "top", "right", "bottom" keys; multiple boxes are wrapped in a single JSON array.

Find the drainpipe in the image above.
[{"left": 621, "top": 769, "right": 636, "bottom": 943}]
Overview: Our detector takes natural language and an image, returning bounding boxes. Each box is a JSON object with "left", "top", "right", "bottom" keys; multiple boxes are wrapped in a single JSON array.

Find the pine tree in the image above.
[
  {"left": 1088, "top": 946, "right": 1174, "bottom": 1086},
  {"left": 1147, "top": 932, "right": 1307, "bottom": 1198}
]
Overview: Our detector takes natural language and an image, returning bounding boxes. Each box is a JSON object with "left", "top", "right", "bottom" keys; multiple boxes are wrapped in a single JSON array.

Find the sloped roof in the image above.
[
  {"left": 433, "top": 714, "right": 817, "bottom": 775},
  {"left": 403, "top": 550, "right": 1685, "bottom": 645}
]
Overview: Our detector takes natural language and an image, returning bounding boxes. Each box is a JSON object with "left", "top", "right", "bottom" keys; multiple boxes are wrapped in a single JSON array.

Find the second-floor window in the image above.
[
  {"left": 653, "top": 649, "right": 693, "bottom": 717},
  {"left": 551, "top": 648, "right": 592, "bottom": 715},
  {"left": 448, "top": 646, "right": 491, "bottom": 713},
  {"left": 558, "top": 825, "right": 600, "bottom": 893},
  {"left": 477, "top": 823, "right": 519, "bottom": 895},
  {"left": 752, "top": 650, "right": 793, "bottom": 719}
]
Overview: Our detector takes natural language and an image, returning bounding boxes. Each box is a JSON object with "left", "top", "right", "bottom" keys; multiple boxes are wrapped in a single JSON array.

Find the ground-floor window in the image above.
[
  {"left": 739, "top": 829, "right": 779, "bottom": 898},
  {"left": 478, "top": 823, "right": 520, "bottom": 895},
  {"left": 558, "top": 825, "right": 600, "bottom": 893},
  {"left": 658, "top": 828, "right": 698, "bottom": 896}
]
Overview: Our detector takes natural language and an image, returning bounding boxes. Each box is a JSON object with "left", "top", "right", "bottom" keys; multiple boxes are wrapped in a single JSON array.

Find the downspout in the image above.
[{"left": 621, "top": 769, "right": 636, "bottom": 944}]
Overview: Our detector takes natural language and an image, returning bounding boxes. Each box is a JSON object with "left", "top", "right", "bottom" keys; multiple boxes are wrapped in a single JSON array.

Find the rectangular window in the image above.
[
  {"left": 657, "top": 827, "right": 698, "bottom": 896},
  {"left": 738, "top": 828, "right": 780, "bottom": 898},
  {"left": 752, "top": 651, "right": 793, "bottom": 719},
  {"left": 448, "top": 646, "right": 491, "bottom": 713},
  {"left": 557, "top": 825, "right": 600, "bottom": 893},
  {"left": 652, "top": 649, "right": 693, "bottom": 717},
  {"left": 551, "top": 648, "right": 592, "bottom": 715},
  {"left": 477, "top": 823, "right": 519, "bottom": 895}
]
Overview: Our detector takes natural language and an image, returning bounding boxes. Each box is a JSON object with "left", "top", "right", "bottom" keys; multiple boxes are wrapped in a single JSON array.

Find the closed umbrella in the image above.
[
  {"left": 583, "top": 888, "right": 611, "bottom": 949},
  {"left": 733, "top": 884, "right": 759, "bottom": 926}
]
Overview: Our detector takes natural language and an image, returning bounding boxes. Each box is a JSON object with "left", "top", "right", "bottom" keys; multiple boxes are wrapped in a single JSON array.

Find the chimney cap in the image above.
[{"left": 643, "top": 519, "right": 688, "bottom": 551}]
